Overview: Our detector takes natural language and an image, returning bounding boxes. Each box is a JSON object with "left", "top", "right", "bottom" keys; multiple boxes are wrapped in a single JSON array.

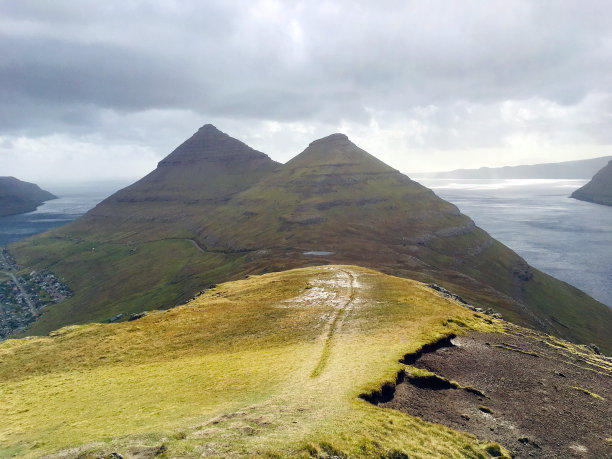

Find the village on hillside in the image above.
[{"left": 0, "top": 248, "right": 72, "bottom": 340}]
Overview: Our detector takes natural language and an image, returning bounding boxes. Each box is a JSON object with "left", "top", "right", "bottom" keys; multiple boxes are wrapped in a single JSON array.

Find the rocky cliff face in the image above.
[
  {"left": 9, "top": 126, "right": 612, "bottom": 353},
  {"left": 571, "top": 160, "right": 612, "bottom": 206},
  {"left": 0, "top": 177, "right": 56, "bottom": 217}
]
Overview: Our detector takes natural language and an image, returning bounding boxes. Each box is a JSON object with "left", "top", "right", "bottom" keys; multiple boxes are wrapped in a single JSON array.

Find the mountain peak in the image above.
[
  {"left": 159, "top": 124, "right": 268, "bottom": 166},
  {"left": 196, "top": 123, "right": 223, "bottom": 136},
  {"left": 289, "top": 132, "right": 394, "bottom": 173},
  {"left": 95, "top": 125, "right": 279, "bottom": 207},
  {"left": 309, "top": 133, "right": 350, "bottom": 146}
]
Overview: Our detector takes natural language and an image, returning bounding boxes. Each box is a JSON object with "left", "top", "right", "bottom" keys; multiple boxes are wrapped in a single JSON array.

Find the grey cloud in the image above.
[
  {"left": 3, "top": 2, "right": 611, "bottom": 115},
  {"left": 0, "top": 0, "right": 611, "bottom": 177},
  {"left": 1, "top": 36, "right": 198, "bottom": 106}
]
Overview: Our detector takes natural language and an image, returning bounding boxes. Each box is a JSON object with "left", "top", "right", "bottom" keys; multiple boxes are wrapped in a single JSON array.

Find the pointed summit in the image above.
[
  {"left": 111, "top": 124, "right": 279, "bottom": 201},
  {"left": 159, "top": 124, "right": 270, "bottom": 165},
  {"left": 287, "top": 133, "right": 395, "bottom": 173},
  {"left": 73, "top": 125, "right": 279, "bottom": 236},
  {"left": 308, "top": 133, "right": 350, "bottom": 146}
]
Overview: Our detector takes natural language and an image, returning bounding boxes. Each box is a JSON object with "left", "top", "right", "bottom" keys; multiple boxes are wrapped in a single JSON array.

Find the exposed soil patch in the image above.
[
  {"left": 380, "top": 325, "right": 612, "bottom": 458},
  {"left": 400, "top": 333, "right": 456, "bottom": 365}
]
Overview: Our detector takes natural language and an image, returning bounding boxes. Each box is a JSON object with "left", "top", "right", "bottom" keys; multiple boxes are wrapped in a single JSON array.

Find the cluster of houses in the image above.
[
  {"left": 29, "top": 270, "right": 73, "bottom": 303},
  {"left": 0, "top": 248, "right": 18, "bottom": 271},
  {"left": 0, "top": 249, "right": 72, "bottom": 340}
]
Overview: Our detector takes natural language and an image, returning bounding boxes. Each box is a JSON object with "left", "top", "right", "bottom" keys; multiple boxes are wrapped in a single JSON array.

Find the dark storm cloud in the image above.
[
  {"left": 2, "top": 1, "right": 610, "bottom": 133},
  {"left": 1, "top": 0, "right": 611, "bottom": 180},
  {"left": 3, "top": 40, "right": 182, "bottom": 108}
]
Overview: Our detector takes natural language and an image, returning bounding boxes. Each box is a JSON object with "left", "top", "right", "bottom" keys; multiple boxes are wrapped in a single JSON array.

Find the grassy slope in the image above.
[
  {"left": 14, "top": 237, "right": 250, "bottom": 336},
  {"left": 9, "top": 125, "right": 279, "bottom": 334},
  {"left": 0, "top": 265, "right": 509, "bottom": 458},
  {"left": 439, "top": 239, "right": 612, "bottom": 348},
  {"left": 196, "top": 136, "right": 612, "bottom": 352},
  {"left": 8, "top": 131, "right": 612, "bottom": 354}
]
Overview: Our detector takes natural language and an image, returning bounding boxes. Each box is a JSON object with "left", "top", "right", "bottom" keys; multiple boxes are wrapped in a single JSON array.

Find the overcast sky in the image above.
[{"left": 1, "top": 0, "right": 611, "bottom": 184}]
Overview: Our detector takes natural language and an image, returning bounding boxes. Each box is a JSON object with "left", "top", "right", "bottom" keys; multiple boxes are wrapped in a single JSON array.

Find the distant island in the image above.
[
  {"left": 0, "top": 177, "right": 57, "bottom": 217},
  {"left": 414, "top": 155, "right": 612, "bottom": 179},
  {"left": 571, "top": 160, "right": 612, "bottom": 206}
]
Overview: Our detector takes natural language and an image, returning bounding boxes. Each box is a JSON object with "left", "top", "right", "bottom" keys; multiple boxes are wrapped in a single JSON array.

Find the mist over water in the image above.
[{"left": 419, "top": 178, "right": 612, "bottom": 308}]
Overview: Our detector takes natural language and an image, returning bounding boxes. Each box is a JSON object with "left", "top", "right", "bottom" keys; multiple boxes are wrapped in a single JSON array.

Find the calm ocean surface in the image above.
[
  {"left": 2, "top": 179, "right": 611, "bottom": 307},
  {"left": 418, "top": 178, "right": 612, "bottom": 307},
  {"left": 0, "top": 182, "right": 127, "bottom": 246}
]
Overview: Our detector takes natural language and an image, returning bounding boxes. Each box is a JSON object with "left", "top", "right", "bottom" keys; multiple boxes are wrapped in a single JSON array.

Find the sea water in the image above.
[
  {"left": 0, "top": 181, "right": 128, "bottom": 246},
  {"left": 417, "top": 178, "right": 612, "bottom": 307},
  {"left": 2, "top": 179, "right": 610, "bottom": 307}
]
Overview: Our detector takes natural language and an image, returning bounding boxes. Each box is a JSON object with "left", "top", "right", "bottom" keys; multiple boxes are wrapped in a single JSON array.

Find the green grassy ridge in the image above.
[
  {"left": 0, "top": 265, "right": 510, "bottom": 458},
  {"left": 9, "top": 128, "right": 612, "bottom": 353}
]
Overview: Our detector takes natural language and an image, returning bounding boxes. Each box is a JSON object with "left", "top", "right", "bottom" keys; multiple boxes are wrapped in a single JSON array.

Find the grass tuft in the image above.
[
  {"left": 484, "top": 442, "right": 510, "bottom": 458},
  {"left": 572, "top": 386, "right": 605, "bottom": 400}
]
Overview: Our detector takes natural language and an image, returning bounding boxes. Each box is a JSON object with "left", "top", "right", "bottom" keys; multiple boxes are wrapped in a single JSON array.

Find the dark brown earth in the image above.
[{"left": 380, "top": 325, "right": 612, "bottom": 458}]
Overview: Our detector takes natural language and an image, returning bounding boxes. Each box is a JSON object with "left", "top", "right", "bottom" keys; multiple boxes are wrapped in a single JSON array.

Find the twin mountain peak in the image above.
[
  {"left": 105, "top": 125, "right": 399, "bottom": 205},
  {"left": 14, "top": 124, "right": 612, "bottom": 352},
  {"left": 158, "top": 124, "right": 387, "bottom": 174}
]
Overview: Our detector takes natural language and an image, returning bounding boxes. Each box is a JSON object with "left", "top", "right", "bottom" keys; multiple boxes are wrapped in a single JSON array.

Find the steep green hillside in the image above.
[
  {"left": 0, "top": 177, "right": 56, "bottom": 216},
  {"left": 196, "top": 133, "right": 612, "bottom": 350},
  {"left": 0, "top": 266, "right": 510, "bottom": 458},
  {"left": 571, "top": 160, "right": 612, "bottom": 206},
  {"left": 9, "top": 127, "right": 612, "bottom": 353},
  {"left": 69, "top": 123, "right": 280, "bottom": 239},
  {"left": 9, "top": 125, "right": 278, "bottom": 334}
]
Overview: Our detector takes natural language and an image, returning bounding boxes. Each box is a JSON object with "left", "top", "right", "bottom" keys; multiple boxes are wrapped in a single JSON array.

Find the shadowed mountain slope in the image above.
[
  {"left": 8, "top": 126, "right": 612, "bottom": 352},
  {"left": 0, "top": 177, "right": 56, "bottom": 217},
  {"left": 571, "top": 160, "right": 612, "bottom": 206}
]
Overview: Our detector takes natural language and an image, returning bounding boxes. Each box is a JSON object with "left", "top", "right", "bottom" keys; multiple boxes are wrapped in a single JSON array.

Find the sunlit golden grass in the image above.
[
  {"left": 571, "top": 386, "right": 605, "bottom": 400},
  {"left": 13, "top": 237, "right": 249, "bottom": 337},
  {"left": 0, "top": 265, "right": 508, "bottom": 458}
]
